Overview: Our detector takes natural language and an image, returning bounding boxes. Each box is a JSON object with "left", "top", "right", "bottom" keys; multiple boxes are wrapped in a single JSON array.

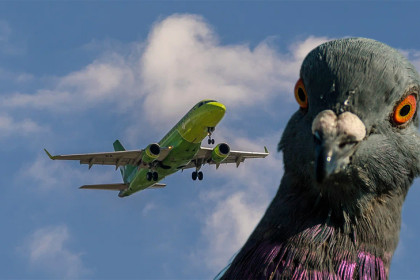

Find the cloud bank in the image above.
[
  {"left": 0, "top": 114, "right": 47, "bottom": 138},
  {"left": 141, "top": 15, "right": 328, "bottom": 125},
  {"left": 2, "top": 14, "right": 329, "bottom": 129},
  {"left": 19, "top": 225, "right": 90, "bottom": 279}
]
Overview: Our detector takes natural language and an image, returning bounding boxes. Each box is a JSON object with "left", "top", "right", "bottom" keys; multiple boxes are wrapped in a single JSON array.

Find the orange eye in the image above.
[
  {"left": 294, "top": 79, "right": 308, "bottom": 109},
  {"left": 393, "top": 94, "right": 417, "bottom": 125}
]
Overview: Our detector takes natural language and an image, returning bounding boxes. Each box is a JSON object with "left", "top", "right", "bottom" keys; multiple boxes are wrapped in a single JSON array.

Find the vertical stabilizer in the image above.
[
  {"left": 113, "top": 140, "right": 125, "bottom": 152},
  {"left": 113, "top": 140, "right": 135, "bottom": 183}
]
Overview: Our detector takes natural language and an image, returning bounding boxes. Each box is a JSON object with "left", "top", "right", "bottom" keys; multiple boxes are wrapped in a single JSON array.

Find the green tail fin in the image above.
[
  {"left": 113, "top": 140, "right": 135, "bottom": 183},
  {"left": 113, "top": 140, "right": 125, "bottom": 152}
]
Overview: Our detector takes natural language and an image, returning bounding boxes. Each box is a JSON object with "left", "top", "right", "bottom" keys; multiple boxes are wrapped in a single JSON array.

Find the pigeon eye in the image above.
[
  {"left": 393, "top": 94, "right": 417, "bottom": 125},
  {"left": 294, "top": 79, "right": 308, "bottom": 109}
]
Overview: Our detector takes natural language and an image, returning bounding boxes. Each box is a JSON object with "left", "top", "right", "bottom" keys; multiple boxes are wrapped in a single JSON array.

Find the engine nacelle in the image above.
[
  {"left": 211, "top": 143, "right": 230, "bottom": 163},
  {"left": 142, "top": 143, "right": 161, "bottom": 163}
]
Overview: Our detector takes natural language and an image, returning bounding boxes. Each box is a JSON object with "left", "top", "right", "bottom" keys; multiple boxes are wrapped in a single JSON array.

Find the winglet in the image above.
[
  {"left": 264, "top": 146, "right": 269, "bottom": 154},
  {"left": 44, "top": 149, "right": 55, "bottom": 160}
]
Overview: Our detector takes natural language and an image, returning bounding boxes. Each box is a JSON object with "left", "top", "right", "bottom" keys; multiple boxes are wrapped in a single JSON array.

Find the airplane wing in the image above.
[
  {"left": 44, "top": 147, "right": 172, "bottom": 169},
  {"left": 183, "top": 146, "right": 269, "bottom": 169}
]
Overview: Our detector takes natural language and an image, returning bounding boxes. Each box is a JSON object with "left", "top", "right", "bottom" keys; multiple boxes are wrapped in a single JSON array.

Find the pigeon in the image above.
[{"left": 219, "top": 38, "right": 420, "bottom": 279}]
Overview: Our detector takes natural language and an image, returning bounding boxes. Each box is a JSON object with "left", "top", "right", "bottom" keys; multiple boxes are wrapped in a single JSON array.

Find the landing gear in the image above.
[
  {"left": 207, "top": 127, "right": 215, "bottom": 145},
  {"left": 192, "top": 171, "right": 203, "bottom": 181},
  {"left": 147, "top": 171, "right": 158, "bottom": 181}
]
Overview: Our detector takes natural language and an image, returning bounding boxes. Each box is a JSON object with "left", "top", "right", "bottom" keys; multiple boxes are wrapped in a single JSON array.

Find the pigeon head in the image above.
[{"left": 280, "top": 38, "right": 420, "bottom": 212}]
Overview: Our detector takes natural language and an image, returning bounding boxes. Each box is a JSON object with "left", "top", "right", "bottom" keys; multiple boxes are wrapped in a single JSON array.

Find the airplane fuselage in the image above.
[{"left": 119, "top": 100, "right": 226, "bottom": 197}]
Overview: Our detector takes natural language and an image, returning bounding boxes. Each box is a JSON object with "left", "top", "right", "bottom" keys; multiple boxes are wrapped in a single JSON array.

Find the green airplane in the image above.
[{"left": 45, "top": 100, "right": 269, "bottom": 198}]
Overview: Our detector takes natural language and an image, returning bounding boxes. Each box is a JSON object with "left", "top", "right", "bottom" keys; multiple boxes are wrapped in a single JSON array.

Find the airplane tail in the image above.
[{"left": 113, "top": 140, "right": 136, "bottom": 183}]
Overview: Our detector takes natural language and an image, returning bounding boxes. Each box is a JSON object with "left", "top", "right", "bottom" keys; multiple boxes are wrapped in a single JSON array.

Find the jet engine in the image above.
[
  {"left": 211, "top": 143, "right": 230, "bottom": 163},
  {"left": 142, "top": 143, "right": 161, "bottom": 163}
]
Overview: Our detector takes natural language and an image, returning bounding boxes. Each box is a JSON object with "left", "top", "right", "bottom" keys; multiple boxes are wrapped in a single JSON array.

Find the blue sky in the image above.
[{"left": 1, "top": 2, "right": 420, "bottom": 279}]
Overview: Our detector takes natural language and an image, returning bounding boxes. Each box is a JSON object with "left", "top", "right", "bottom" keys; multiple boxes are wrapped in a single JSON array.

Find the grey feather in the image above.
[{"left": 220, "top": 38, "right": 420, "bottom": 279}]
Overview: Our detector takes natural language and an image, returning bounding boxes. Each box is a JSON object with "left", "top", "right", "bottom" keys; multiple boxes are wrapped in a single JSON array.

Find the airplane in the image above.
[{"left": 44, "top": 100, "right": 269, "bottom": 198}]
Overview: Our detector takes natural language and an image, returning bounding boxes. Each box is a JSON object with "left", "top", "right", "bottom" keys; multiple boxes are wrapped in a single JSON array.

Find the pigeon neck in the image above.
[{"left": 222, "top": 175, "right": 406, "bottom": 279}]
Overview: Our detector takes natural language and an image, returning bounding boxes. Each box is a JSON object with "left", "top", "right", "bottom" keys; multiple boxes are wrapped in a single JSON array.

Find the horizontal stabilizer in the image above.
[
  {"left": 147, "top": 183, "right": 166, "bottom": 189},
  {"left": 80, "top": 183, "right": 128, "bottom": 191}
]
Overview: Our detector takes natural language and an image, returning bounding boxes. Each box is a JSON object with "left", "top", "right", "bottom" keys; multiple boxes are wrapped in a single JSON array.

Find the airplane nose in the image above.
[
  {"left": 203, "top": 102, "right": 226, "bottom": 126},
  {"left": 208, "top": 101, "right": 226, "bottom": 114},
  {"left": 179, "top": 100, "right": 227, "bottom": 144}
]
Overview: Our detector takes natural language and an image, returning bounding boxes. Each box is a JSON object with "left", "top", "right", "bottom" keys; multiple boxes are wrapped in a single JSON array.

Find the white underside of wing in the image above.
[{"left": 79, "top": 183, "right": 167, "bottom": 191}]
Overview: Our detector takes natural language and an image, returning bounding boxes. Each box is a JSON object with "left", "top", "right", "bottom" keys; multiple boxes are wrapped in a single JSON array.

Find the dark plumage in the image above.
[{"left": 220, "top": 38, "right": 420, "bottom": 279}]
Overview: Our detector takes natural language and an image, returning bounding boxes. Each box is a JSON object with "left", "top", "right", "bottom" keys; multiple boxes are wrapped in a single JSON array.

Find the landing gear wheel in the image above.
[
  {"left": 153, "top": 172, "right": 158, "bottom": 181},
  {"left": 198, "top": 171, "right": 203, "bottom": 181},
  {"left": 207, "top": 127, "right": 215, "bottom": 145},
  {"left": 146, "top": 172, "right": 152, "bottom": 181},
  {"left": 192, "top": 171, "right": 198, "bottom": 181}
]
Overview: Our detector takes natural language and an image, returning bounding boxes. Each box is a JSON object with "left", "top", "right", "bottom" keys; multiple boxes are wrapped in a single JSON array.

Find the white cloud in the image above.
[
  {"left": 290, "top": 36, "right": 330, "bottom": 61},
  {"left": 0, "top": 20, "right": 24, "bottom": 55},
  {"left": 202, "top": 191, "right": 267, "bottom": 269},
  {"left": 400, "top": 49, "right": 420, "bottom": 73},
  {"left": 2, "top": 14, "right": 329, "bottom": 129},
  {"left": 4, "top": 56, "right": 138, "bottom": 112},
  {"left": 23, "top": 155, "right": 117, "bottom": 192},
  {"left": 195, "top": 132, "right": 283, "bottom": 271},
  {"left": 0, "top": 114, "right": 48, "bottom": 137},
  {"left": 142, "top": 202, "right": 157, "bottom": 216},
  {"left": 58, "top": 56, "right": 137, "bottom": 102},
  {"left": 19, "top": 225, "right": 90, "bottom": 279},
  {"left": 4, "top": 90, "right": 73, "bottom": 110},
  {"left": 140, "top": 15, "right": 329, "bottom": 126}
]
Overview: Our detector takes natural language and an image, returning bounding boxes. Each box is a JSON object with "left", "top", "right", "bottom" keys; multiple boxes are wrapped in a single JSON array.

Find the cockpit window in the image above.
[{"left": 197, "top": 100, "right": 217, "bottom": 108}]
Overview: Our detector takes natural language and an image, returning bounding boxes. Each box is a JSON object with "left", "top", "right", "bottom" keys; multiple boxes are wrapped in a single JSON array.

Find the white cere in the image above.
[{"left": 312, "top": 110, "right": 366, "bottom": 142}]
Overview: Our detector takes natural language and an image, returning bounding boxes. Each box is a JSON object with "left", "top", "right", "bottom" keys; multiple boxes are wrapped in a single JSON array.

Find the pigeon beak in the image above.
[
  {"left": 314, "top": 134, "right": 354, "bottom": 183},
  {"left": 312, "top": 110, "right": 366, "bottom": 183}
]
